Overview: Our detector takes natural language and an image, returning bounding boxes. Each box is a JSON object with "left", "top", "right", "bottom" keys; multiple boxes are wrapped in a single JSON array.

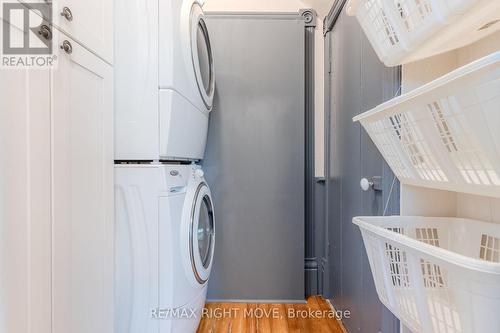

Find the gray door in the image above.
[
  {"left": 203, "top": 13, "right": 305, "bottom": 301},
  {"left": 325, "top": 5, "right": 401, "bottom": 333}
]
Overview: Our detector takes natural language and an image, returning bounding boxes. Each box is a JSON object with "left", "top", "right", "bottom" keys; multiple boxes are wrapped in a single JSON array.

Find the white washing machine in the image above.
[
  {"left": 115, "top": 164, "right": 215, "bottom": 333},
  {"left": 115, "top": 0, "right": 215, "bottom": 161}
]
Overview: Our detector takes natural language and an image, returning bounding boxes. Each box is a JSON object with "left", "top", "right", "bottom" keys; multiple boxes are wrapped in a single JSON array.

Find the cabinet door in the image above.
[
  {"left": 20, "top": 0, "right": 114, "bottom": 63},
  {"left": 58, "top": 0, "right": 113, "bottom": 63},
  {"left": 0, "top": 20, "right": 51, "bottom": 333},
  {"left": 51, "top": 33, "right": 113, "bottom": 333}
]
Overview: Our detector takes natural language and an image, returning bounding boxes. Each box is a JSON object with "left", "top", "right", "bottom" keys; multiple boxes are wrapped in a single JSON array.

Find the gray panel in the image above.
[
  {"left": 303, "top": 9, "right": 318, "bottom": 297},
  {"left": 325, "top": 22, "right": 342, "bottom": 305},
  {"left": 325, "top": 4, "right": 401, "bottom": 333},
  {"left": 337, "top": 13, "right": 363, "bottom": 332},
  {"left": 306, "top": 178, "right": 326, "bottom": 296},
  {"left": 203, "top": 14, "right": 305, "bottom": 301}
]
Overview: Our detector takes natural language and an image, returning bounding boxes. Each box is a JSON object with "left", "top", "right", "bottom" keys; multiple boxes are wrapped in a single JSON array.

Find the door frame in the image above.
[
  {"left": 322, "top": 1, "right": 401, "bottom": 332},
  {"left": 321, "top": 0, "right": 347, "bottom": 301}
]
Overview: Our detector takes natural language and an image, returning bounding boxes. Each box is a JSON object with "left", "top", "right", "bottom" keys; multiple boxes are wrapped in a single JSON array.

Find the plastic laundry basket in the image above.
[
  {"left": 353, "top": 51, "right": 500, "bottom": 198},
  {"left": 346, "top": 0, "right": 500, "bottom": 66},
  {"left": 354, "top": 216, "right": 500, "bottom": 333}
]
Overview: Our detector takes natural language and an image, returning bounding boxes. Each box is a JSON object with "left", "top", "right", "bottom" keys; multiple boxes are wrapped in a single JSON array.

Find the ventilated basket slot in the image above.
[
  {"left": 421, "top": 259, "right": 445, "bottom": 288},
  {"left": 396, "top": 0, "right": 434, "bottom": 33},
  {"left": 420, "top": 261, "right": 463, "bottom": 333},
  {"left": 427, "top": 292, "right": 462, "bottom": 333},
  {"left": 480, "top": 234, "right": 500, "bottom": 262},
  {"left": 384, "top": 242, "right": 421, "bottom": 328},
  {"left": 387, "top": 227, "right": 406, "bottom": 234},
  {"left": 415, "top": 228, "right": 446, "bottom": 289},
  {"left": 428, "top": 101, "right": 459, "bottom": 153},
  {"left": 390, "top": 112, "right": 447, "bottom": 182},
  {"left": 367, "top": 120, "right": 412, "bottom": 179},
  {"left": 428, "top": 98, "right": 500, "bottom": 186},
  {"left": 416, "top": 227, "right": 440, "bottom": 247},
  {"left": 386, "top": 243, "right": 411, "bottom": 287},
  {"left": 479, "top": 19, "right": 500, "bottom": 31},
  {"left": 363, "top": 0, "right": 401, "bottom": 48}
]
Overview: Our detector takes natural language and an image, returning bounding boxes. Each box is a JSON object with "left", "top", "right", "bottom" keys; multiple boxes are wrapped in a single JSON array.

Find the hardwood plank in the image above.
[
  {"left": 199, "top": 303, "right": 218, "bottom": 333},
  {"left": 214, "top": 303, "right": 233, "bottom": 333},
  {"left": 304, "top": 297, "right": 328, "bottom": 333},
  {"left": 229, "top": 303, "right": 246, "bottom": 333},
  {"left": 269, "top": 304, "right": 289, "bottom": 333},
  {"left": 245, "top": 304, "right": 257, "bottom": 333},
  {"left": 197, "top": 297, "right": 346, "bottom": 333},
  {"left": 315, "top": 296, "right": 348, "bottom": 333},
  {"left": 284, "top": 303, "right": 301, "bottom": 333},
  {"left": 256, "top": 304, "right": 272, "bottom": 333}
]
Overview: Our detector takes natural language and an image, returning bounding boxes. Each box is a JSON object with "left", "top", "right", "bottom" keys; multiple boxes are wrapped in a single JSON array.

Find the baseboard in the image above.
[{"left": 205, "top": 299, "right": 307, "bottom": 304}]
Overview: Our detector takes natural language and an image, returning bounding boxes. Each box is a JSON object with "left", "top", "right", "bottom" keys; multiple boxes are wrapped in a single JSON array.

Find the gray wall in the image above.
[
  {"left": 306, "top": 178, "right": 326, "bottom": 296},
  {"left": 203, "top": 13, "right": 305, "bottom": 302},
  {"left": 324, "top": 3, "right": 401, "bottom": 332}
]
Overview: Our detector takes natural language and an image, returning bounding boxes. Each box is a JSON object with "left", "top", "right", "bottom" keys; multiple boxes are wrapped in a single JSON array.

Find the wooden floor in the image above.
[{"left": 197, "top": 296, "right": 346, "bottom": 333}]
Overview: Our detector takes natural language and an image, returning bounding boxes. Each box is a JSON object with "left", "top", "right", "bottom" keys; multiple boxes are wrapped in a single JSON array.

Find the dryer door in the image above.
[
  {"left": 190, "top": 3, "right": 215, "bottom": 111},
  {"left": 189, "top": 182, "right": 215, "bottom": 284}
]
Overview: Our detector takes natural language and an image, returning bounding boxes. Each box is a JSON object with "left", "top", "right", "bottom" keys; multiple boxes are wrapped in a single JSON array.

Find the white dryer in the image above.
[
  {"left": 115, "top": 164, "right": 215, "bottom": 333},
  {"left": 115, "top": 0, "right": 215, "bottom": 161},
  {"left": 159, "top": 0, "right": 215, "bottom": 112}
]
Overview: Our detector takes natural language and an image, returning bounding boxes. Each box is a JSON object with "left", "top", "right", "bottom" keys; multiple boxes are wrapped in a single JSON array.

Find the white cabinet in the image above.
[
  {"left": 0, "top": 66, "right": 52, "bottom": 333},
  {"left": 55, "top": 0, "right": 113, "bottom": 63},
  {"left": 0, "top": 21, "right": 52, "bottom": 333},
  {"left": 51, "top": 33, "right": 114, "bottom": 333},
  {"left": 0, "top": 25, "right": 113, "bottom": 333},
  {"left": 18, "top": 0, "right": 113, "bottom": 63}
]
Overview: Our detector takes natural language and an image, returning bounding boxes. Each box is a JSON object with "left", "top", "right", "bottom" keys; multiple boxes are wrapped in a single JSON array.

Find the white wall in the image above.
[{"left": 204, "top": 0, "right": 329, "bottom": 177}]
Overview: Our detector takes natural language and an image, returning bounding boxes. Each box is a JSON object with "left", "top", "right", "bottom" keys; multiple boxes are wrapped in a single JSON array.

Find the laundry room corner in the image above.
[{"left": 3, "top": 0, "right": 500, "bottom": 332}]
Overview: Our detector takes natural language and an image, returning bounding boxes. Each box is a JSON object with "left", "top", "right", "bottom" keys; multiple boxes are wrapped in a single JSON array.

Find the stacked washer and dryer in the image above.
[{"left": 114, "top": 0, "right": 216, "bottom": 332}]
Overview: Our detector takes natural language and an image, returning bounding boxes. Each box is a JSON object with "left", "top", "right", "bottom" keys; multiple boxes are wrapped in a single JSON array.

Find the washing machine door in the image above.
[
  {"left": 189, "top": 182, "right": 215, "bottom": 284},
  {"left": 190, "top": 2, "right": 215, "bottom": 111}
]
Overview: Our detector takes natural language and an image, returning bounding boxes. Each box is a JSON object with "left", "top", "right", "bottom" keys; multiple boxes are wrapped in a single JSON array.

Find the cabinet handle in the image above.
[
  {"left": 360, "top": 177, "right": 382, "bottom": 192},
  {"left": 38, "top": 25, "right": 52, "bottom": 40},
  {"left": 60, "top": 6, "right": 73, "bottom": 21},
  {"left": 60, "top": 40, "right": 73, "bottom": 54}
]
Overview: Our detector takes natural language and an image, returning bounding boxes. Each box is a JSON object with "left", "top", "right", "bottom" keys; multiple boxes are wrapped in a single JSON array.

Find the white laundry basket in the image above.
[
  {"left": 346, "top": 0, "right": 500, "bottom": 66},
  {"left": 353, "top": 51, "right": 500, "bottom": 198},
  {"left": 354, "top": 216, "right": 500, "bottom": 333}
]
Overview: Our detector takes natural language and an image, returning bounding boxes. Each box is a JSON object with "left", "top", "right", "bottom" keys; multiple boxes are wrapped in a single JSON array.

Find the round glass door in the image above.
[
  {"left": 190, "top": 182, "right": 215, "bottom": 284},
  {"left": 190, "top": 4, "right": 215, "bottom": 109},
  {"left": 196, "top": 20, "right": 212, "bottom": 96},
  {"left": 197, "top": 195, "right": 214, "bottom": 268}
]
